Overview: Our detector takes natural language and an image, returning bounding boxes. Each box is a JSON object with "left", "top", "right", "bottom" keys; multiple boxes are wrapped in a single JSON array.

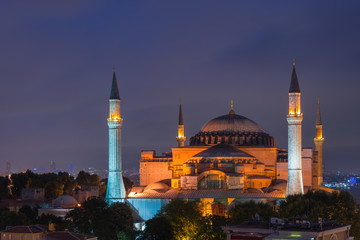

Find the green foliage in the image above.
[
  {"left": 143, "top": 200, "right": 227, "bottom": 240},
  {"left": 196, "top": 215, "right": 227, "bottom": 240},
  {"left": 123, "top": 177, "right": 134, "bottom": 195},
  {"left": 279, "top": 191, "right": 356, "bottom": 223},
  {"left": 279, "top": 191, "right": 359, "bottom": 239},
  {"left": 57, "top": 172, "right": 77, "bottom": 194},
  {"left": 19, "top": 205, "right": 38, "bottom": 222},
  {"left": 158, "top": 199, "right": 202, "bottom": 240},
  {"left": 0, "top": 207, "right": 30, "bottom": 230},
  {"left": 10, "top": 172, "right": 30, "bottom": 198},
  {"left": 139, "top": 216, "right": 173, "bottom": 240},
  {"left": 117, "top": 231, "right": 134, "bottom": 240},
  {"left": 228, "top": 200, "right": 274, "bottom": 224},
  {"left": 0, "top": 176, "right": 11, "bottom": 199},
  {"left": 68, "top": 197, "right": 135, "bottom": 240},
  {"left": 10, "top": 170, "right": 77, "bottom": 199},
  {"left": 36, "top": 214, "right": 74, "bottom": 231},
  {"left": 76, "top": 171, "right": 100, "bottom": 186}
]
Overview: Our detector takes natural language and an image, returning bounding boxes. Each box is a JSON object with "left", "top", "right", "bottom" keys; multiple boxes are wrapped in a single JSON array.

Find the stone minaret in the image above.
[
  {"left": 314, "top": 99, "right": 324, "bottom": 188},
  {"left": 106, "top": 69, "right": 126, "bottom": 203},
  {"left": 286, "top": 60, "right": 304, "bottom": 196},
  {"left": 176, "top": 101, "right": 186, "bottom": 147}
]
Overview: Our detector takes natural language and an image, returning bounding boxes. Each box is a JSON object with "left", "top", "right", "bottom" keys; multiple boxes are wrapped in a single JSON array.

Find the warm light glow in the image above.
[
  {"left": 128, "top": 192, "right": 136, "bottom": 197},
  {"left": 109, "top": 114, "right": 121, "bottom": 121}
]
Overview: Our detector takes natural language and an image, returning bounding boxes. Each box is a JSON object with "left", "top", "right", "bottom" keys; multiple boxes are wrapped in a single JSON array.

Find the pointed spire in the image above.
[
  {"left": 229, "top": 100, "right": 235, "bottom": 115},
  {"left": 289, "top": 59, "right": 301, "bottom": 93},
  {"left": 178, "top": 100, "right": 184, "bottom": 125},
  {"left": 110, "top": 68, "right": 120, "bottom": 100},
  {"left": 316, "top": 98, "right": 322, "bottom": 125}
]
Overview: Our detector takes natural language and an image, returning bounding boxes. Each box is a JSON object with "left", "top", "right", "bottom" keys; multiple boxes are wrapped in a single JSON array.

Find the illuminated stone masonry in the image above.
[
  {"left": 106, "top": 70, "right": 126, "bottom": 204},
  {"left": 125, "top": 62, "right": 330, "bottom": 220}
]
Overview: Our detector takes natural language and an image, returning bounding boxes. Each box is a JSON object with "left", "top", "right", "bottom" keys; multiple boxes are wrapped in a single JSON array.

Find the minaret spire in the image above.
[
  {"left": 316, "top": 98, "right": 322, "bottom": 125},
  {"left": 106, "top": 68, "right": 126, "bottom": 203},
  {"left": 314, "top": 98, "right": 324, "bottom": 190},
  {"left": 286, "top": 60, "right": 304, "bottom": 196},
  {"left": 110, "top": 70, "right": 120, "bottom": 100},
  {"left": 229, "top": 100, "right": 235, "bottom": 115},
  {"left": 289, "top": 60, "right": 301, "bottom": 93},
  {"left": 176, "top": 100, "right": 186, "bottom": 147},
  {"left": 179, "top": 100, "right": 184, "bottom": 125}
]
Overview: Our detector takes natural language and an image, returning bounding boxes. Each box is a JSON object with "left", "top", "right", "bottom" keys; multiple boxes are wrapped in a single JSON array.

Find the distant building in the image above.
[
  {"left": 38, "top": 195, "right": 79, "bottom": 218},
  {"left": 222, "top": 220, "right": 353, "bottom": 240},
  {"left": 75, "top": 185, "right": 99, "bottom": 202},
  {"left": 5, "top": 161, "right": 11, "bottom": 176},
  {"left": 50, "top": 160, "right": 56, "bottom": 173},
  {"left": 21, "top": 188, "right": 45, "bottom": 201},
  {"left": 0, "top": 225, "right": 97, "bottom": 240}
]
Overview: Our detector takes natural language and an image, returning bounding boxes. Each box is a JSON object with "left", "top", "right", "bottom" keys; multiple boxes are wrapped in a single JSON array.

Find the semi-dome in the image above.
[
  {"left": 54, "top": 195, "right": 78, "bottom": 209},
  {"left": 190, "top": 109, "right": 275, "bottom": 147},
  {"left": 144, "top": 182, "right": 170, "bottom": 193},
  {"left": 200, "top": 114, "right": 265, "bottom": 134}
]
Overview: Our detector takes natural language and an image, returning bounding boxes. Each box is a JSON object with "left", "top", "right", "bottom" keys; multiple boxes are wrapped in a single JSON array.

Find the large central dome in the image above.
[
  {"left": 190, "top": 109, "right": 275, "bottom": 147},
  {"left": 200, "top": 114, "right": 265, "bottom": 134}
]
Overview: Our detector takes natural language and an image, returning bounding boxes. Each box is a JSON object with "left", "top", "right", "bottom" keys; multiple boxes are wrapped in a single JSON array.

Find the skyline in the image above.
[{"left": 1, "top": 1, "right": 360, "bottom": 173}]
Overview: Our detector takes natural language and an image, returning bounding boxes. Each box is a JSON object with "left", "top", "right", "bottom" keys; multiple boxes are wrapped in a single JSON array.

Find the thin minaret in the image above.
[
  {"left": 106, "top": 67, "right": 126, "bottom": 203},
  {"left": 286, "top": 60, "right": 304, "bottom": 196},
  {"left": 314, "top": 99, "right": 324, "bottom": 189},
  {"left": 176, "top": 100, "right": 186, "bottom": 147},
  {"left": 229, "top": 100, "right": 235, "bottom": 115}
]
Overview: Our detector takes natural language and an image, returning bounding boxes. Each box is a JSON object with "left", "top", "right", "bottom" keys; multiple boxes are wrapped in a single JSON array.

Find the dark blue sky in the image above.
[{"left": 1, "top": 1, "right": 360, "bottom": 173}]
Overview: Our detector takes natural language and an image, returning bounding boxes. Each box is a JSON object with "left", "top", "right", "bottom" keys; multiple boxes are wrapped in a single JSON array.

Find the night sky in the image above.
[{"left": 1, "top": 1, "right": 360, "bottom": 174}]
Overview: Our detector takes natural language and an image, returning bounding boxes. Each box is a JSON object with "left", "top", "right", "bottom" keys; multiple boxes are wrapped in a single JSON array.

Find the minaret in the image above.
[
  {"left": 286, "top": 60, "right": 304, "bottom": 196},
  {"left": 229, "top": 100, "right": 235, "bottom": 115},
  {"left": 106, "top": 68, "right": 126, "bottom": 203},
  {"left": 314, "top": 99, "right": 324, "bottom": 188},
  {"left": 176, "top": 100, "right": 186, "bottom": 147}
]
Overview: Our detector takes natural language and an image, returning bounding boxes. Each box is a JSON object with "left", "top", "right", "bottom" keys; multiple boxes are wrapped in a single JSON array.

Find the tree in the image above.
[
  {"left": 57, "top": 172, "right": 77, "bottom": 194},
  {"left": 36, "top": 214, "right": 74, "bottom": 231},
  {"left": 10, "top": 172, "right": 30, "bottom": 198},
  {"left": 68, "top": 198, "right": 134, "bottom": 240},
  {"left": 76, "top": 171, "right": 100, "bottom": 186},
  {"left": 19, "top": 205, "right": 38, "bottom": 222},
  {"left": 228, "top": 200, "right": 274, "bottom": 224},
  {"left": 123, "top": 177, "right": 134, "bottom": 195},
  {"left": 0, "top": 207, "right": 30, "bottom": 230},
  {"left": 196, "top": 215, "right": 227, "bottom": 240},
  {"left": 159, "top": 199, "right": 202, "bottom": 240},
  {"left": 278, "top": 191, "right": 356, "bottom": 223},
  {"left": 279, "top": 191, "right": 359, "bottom": 239},
  {"left": 0, "top": 176, "right": 11, "bottom": 199},
  {"left": 45, "top": 181, "right": 63, "bottom": 199},
  {"left": 139, "top": 216, "right": 173, "bottom": 240}
]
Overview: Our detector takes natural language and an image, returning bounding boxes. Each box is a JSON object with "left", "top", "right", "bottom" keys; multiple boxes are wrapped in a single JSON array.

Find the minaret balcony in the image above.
[{"left": 286, "top": 114, "right": 303, "bottom": 125}]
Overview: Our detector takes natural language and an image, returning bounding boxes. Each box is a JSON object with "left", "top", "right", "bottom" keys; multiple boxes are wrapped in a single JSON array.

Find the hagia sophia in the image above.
[{"left": 106, "top": 62, "right": 328, "bottom": 220}]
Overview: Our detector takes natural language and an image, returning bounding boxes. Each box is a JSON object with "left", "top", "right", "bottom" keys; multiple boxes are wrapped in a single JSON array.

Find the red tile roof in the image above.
[
  {"left": 2, "top": 225, "right": 44, "bottom": 233},
  {"left": 46, "top": 231, "right": 96, "bottom": 240}
]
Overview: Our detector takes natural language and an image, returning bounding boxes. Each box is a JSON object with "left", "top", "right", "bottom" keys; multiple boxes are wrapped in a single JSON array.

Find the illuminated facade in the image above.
[
  {"left": 106, "top": 69, "right": 126, "bottom": 203},
  {"left": 313, "top": 99, "right": 324, "bottom": 190},
  {"left": 286, "top": 61, "right": 304, "bottom": 196},
  {"left": 128, "top": 63, "right": 329, "bottom": 220}
]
